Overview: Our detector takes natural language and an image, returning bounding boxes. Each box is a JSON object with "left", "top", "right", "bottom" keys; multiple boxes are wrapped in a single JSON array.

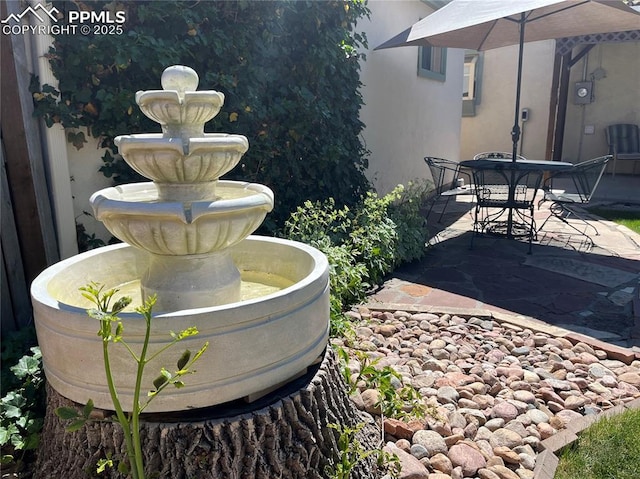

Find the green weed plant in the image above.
[
  {"left": 325, "top": 422, "right": 400, "bottom": 479},
  {"left": 55, "top": 283, "right": 208, "bottom": 478},
  {"left": 338, "top": 349, "right": 432, "bottom": 422}
]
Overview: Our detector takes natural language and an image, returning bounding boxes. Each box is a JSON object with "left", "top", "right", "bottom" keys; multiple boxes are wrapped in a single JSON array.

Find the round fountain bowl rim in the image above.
[
  {"left": 31, "top": 236, "right": 329, "bottom": 318},
  {"left": 90, "top": 180, "right": 274, "bottom": 220},
  {"left": 114, "top": 132, "right": 249, "bottom": 150}
]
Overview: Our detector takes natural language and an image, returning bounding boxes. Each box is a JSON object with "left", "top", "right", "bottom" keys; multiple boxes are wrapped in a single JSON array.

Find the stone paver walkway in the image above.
[{"left": 365, "top": 196, "right": 640, "bottom": 352}]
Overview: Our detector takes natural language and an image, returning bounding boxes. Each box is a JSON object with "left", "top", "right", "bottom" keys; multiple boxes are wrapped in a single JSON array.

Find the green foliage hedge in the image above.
[
  {"left": 31, "top": 0, "right": 371, "bottom": 231},
  {"left": 284, "top": 183, "right": 430, "bottom": 335}
]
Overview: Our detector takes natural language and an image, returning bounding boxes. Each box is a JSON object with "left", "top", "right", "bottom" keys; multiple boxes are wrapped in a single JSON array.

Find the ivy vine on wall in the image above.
[{"left": 31, "top": 0, "right": 371, "bottom": 232}]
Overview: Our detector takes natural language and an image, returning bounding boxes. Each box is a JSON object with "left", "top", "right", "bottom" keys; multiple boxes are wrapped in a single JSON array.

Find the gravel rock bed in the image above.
[{"left": 331, "top": 308, "right": 640, "bottom": 479}]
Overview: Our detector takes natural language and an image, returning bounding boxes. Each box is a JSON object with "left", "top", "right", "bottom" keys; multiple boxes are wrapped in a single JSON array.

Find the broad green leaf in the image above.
[
  {"left": 0, "top": 427, "right": 9, "bottom": 445},
  {"left": 55, "top": 407, "right": 80, "bottom": 420},
  {"left": 10, "top": 355, "right": 41, "bottom": 378},
  {"left": 83, "top": 399, "right": 94, "bottom": 419},
  {"left": 176, "top": 350, "right": 191, "bottom": 370},
  {"left": 117, "top": 460, "right": 130, "bottom": 474},
  {"left": 152, "top": 375, "right": 168, "bottom": 390},
  {"left": 2, "top": 405, "right": 22, "bottom": 419}
]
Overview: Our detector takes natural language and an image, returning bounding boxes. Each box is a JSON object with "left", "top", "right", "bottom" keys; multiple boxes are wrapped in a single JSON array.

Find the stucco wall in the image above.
[
  {"left": 359, "top": 0, "right": 464, "bottom": 195},
  {"left": 461, "top": 39, "right": 640, "bottom": 170},
  {"left": 66, "top": 134, "right": 113, "bottom": 242},
  {"left": 562, "top": 41, "right": 640, "bottom": 173},
  {"left": 460, "top": 40, "right": 556, "bottom": 162}
]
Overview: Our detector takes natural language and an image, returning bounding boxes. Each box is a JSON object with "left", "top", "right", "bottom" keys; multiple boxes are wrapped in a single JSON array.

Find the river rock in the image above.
[
  {"left": 413, "top": 430, "right": 448, "bottom": 457},
  {"left": 448, "top": 443, "right": 487, "bottom": 476}
]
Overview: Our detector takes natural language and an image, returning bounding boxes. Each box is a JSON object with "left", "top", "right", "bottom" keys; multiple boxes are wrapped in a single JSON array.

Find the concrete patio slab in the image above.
[{"left": 523, "top": 255, "right": 639, "bottom": 287}]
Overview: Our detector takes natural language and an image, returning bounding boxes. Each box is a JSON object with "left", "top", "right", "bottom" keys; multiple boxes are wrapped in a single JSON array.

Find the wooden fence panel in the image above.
[
  {"left": 1, "top": 1, "right": 60, "bottom": 332},
  {"left": 1, "top": 141, "right": 32, "bottom": 332}
]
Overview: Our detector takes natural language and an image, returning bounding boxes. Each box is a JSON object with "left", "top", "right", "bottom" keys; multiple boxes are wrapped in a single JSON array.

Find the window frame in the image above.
[
  {"left": 417, "top": 45, "right": 447, "bottom": 82},
  {"left": 462, "top": 50, "right": 483, "bottom": 117}
]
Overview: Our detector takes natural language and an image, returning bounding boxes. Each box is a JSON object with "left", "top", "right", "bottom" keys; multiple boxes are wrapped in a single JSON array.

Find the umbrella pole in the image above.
[
  {"left": 511, "top": 13, "right": 526, "bottom": 162},
  {"left": 507, "top": 14, "right": 526, "bottom": 239}
]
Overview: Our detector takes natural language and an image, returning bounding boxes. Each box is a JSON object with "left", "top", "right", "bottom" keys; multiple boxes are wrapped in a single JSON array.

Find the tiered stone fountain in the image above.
[
  {"left": 32, "top": 66, "right": 377, "bottom": 478},
  {"left": 31, "top": 64, "right": 333, "bottom": 412}
]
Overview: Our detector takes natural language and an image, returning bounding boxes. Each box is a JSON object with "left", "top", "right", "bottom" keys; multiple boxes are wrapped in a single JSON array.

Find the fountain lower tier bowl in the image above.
[{"left": 31, "top": 237, "right": 330, "bottom": 413}]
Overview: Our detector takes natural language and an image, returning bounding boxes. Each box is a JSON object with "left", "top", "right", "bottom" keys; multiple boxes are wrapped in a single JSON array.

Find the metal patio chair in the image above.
[
  {"left": 424, "top": 156, "right": 473, "bottom": 223},
  {"left": 537, "top": 155, "right": 611, "bottom": 242},
  {"left": 605, "top": 124, "right": 640, "bottom": 177},
  {"left": 470, "top": 163, "right": 543, "bottom": 253}
]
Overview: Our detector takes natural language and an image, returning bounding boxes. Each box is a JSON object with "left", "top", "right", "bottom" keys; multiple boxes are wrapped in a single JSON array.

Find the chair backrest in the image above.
[
  {"left": 424, "top": 156, "right": 460, "bottom": 194},
  {"left": 606, "top": 124, "right": 640, "bottom": 154},
  {"left": 473, "top": 151, "right": 527, "bottom": 161},
  {"left": 472, "top": 165, "right": 542, "bottom": 207},
  {"left": 570, "top": 155, "right": 612, "bottom": 203}
]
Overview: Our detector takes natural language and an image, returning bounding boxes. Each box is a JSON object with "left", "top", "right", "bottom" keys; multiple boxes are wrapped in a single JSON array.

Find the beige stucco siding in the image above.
[
  {"left": 360, "top": 0, "right": 464, "bottom": 195},
  {"left": 563, "top": 41, "right": 640, "bottom": 172},
  {"left": 460, "top": 40, "right": 556, "bottom": 162}
]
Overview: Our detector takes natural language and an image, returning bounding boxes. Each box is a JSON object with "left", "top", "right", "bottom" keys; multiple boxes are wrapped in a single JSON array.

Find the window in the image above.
[
  {"left": 418, "top": 45, "right": 447, "bottom": 81},
  {"left": 463, "top": 55, "right": 477, "bottom": 99},
  {"left": 462, "top": 51, "right": 483, "bottom": 117}
]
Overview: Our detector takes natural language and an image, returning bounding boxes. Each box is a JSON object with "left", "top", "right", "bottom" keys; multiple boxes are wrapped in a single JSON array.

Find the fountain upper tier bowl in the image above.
[
  {"left": 136, "top": 88, "right": 224, "bottom": 139},
  {"left": 31, "top": 237, "right": 330, "bottom": 412},
  {"left": 115, "top": 133, "right": 249, "bottom": 186},
  {"left": 90, "top": 180, "right": 274, "bottom": 255}
]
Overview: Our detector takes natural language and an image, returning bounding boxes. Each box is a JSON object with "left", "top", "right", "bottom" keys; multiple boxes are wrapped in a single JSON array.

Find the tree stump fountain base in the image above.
[{"left": 33, "top": 348, "right": 380, "bottom": 479}]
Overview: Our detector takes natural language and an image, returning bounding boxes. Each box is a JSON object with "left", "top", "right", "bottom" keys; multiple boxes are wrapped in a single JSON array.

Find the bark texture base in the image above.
[{"left": 34, "top": 348, "right": 380, "bottom": 479}]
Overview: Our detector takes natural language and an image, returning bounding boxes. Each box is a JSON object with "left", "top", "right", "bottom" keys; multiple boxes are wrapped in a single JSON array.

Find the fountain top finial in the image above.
[{"left": 160, "top": 65, "right": 199, "bottom": 92}]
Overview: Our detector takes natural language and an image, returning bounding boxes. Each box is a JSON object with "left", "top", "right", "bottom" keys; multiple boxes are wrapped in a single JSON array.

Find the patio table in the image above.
[{"left": 460, "top": 158, "right": 573, "bottom": 252}]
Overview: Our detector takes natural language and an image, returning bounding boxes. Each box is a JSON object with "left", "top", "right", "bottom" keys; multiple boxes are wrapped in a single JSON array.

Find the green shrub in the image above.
[
  {"left": 31, "top": 0, "right": 371, "bottom": 233},
  {"left": 283, "top": 184, "right": 429, "bottom": 335},
  {"left": 387, "top": 182, "right": 432, "bottom": 264}
]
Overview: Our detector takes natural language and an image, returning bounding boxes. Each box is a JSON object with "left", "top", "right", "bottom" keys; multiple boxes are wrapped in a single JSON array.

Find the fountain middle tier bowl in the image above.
[
  {"left": 31, "top": 237, "right": 330, "bottom": 412},
  {"left": 90, "top": 180, "right": 274, "bottom": 255},
  {"left": 115, "top": 133, "right": 249, "bottom": 185}
]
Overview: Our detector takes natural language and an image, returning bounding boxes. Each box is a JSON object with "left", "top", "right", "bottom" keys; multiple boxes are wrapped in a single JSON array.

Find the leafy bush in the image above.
[
  {"left": 283, "top": 184, "right": 430, "bottom": 334},
  {"left": 31, "top": 0, "right": 371, "bottom": 232},
  {"left": 387, "top": 182, "right": 432, "bottom": 263},
  {"left": 0, "top": 329, "right": 45, "bottom": 473}
]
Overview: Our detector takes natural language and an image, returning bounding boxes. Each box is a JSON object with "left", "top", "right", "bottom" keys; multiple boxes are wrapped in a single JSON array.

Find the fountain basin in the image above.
[
  {"left": 90, "top": 180, "right": 274, "bottom": 255},
  {"left": 115, "top": 134, "right": 249, "bottom": 187},
  {"left": 31, "top": 237, "right": 330, "bottom": 412}
]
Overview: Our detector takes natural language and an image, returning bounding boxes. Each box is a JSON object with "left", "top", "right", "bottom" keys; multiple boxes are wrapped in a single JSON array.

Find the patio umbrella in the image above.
[{"left": 375, "top": 0, "right": 640, "bottom": 162}]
